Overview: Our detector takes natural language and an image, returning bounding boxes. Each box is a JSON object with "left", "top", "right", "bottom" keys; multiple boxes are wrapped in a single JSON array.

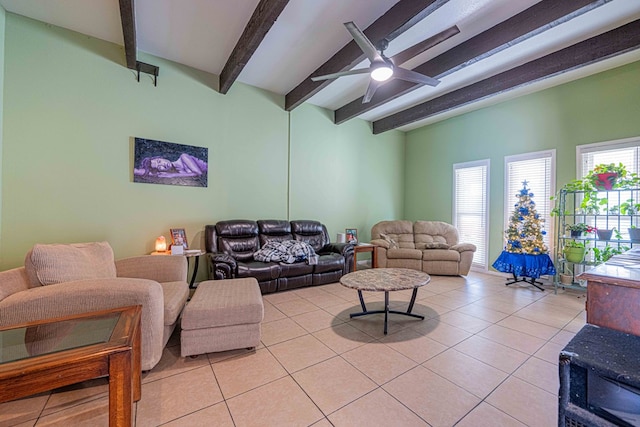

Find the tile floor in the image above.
[{"left": 0, "top": 272, "right": 587, "bottom": 427}]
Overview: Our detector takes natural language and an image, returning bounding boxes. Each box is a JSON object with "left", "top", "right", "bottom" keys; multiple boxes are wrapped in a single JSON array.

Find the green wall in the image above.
[
  {"left": 405, "top": 60, "right": 640, "bottom": 270},
  {"left": 0, "top": 5, "right": 5, "bottom": 265},
  {"left": 0, "top": 14, "right": 404, "bottom": 272}
]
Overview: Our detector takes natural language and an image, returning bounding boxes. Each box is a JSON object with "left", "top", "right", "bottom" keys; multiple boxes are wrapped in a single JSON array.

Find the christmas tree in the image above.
[{"left": 505, "top": 181, "right": 548, "bottom": 254}]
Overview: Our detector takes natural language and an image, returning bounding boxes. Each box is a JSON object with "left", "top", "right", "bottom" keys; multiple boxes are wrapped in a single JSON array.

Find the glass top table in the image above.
[
  {"left": 340, "top": 268, "right": 430, "bottom": 334},
  {"left": 0, "top": 305, "right": 142, "bottom": 427}
]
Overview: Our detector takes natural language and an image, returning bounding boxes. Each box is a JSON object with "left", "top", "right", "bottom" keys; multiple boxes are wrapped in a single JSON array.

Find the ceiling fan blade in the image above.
[
  {"left": 394, "top": 67, "right": 440, "bottom": 86},
  {"left": 311, "top": 67, "right": 371, "bottom": 82},
  {"left": 362, "top": 79, "right": 383, "bottom": 104},
  {"left": 344, "top": 21, "right": 382, "bottom": 63},
  {"left": 391, "top": 25, "right": 460, "bottom": 66}
]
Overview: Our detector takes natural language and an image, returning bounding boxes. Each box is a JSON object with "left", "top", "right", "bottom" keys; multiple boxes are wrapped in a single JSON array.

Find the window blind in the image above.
[
  {"left": 453, "top": 160, "right": 489, "bottom": 270},
  {"left": 504, "top": 151, "right": 555, "bottom": 253}
]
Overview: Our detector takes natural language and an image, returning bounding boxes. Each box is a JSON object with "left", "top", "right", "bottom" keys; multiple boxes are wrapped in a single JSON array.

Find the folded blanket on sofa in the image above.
[{"left": 254, "top": 240, "right": 317, "bottom": 264}]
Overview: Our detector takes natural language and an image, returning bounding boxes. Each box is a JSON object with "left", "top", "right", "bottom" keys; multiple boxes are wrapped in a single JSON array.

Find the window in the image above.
[
  {"left": 578, "top": 137, "right": 640, "bottom": 239},
  {"left": 453, "top": 160, "right": 489, "bottom": 270},
  {"left": 504, "top": 150, "right": 555, "bottom": 253}
]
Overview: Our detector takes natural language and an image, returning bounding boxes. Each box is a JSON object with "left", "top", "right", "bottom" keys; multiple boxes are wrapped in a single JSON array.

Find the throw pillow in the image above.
[
  {"left": 379, "top": 233, "right": 399, "bottom": 249},
  {"left": 422, "top": 242, "right": 450, "bottom": 249},
  {"left": 27, "top": 241, "right": 117, "bottom": 286}
]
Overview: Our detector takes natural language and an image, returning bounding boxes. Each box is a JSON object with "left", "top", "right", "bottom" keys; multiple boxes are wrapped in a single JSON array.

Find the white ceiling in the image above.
[{"left": 1, "top": 0, "right": 639, "bottom": 131}]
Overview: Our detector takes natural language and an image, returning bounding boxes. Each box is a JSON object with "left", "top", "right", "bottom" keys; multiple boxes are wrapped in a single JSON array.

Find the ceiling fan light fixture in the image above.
[{"left": 370, "top": 62, "right": 393, "bottom": 82}]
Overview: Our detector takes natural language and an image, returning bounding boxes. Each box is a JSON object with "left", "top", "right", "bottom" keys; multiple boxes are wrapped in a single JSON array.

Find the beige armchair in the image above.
[
  {"left": 0, "top": 243, "right": 189, "bottom": 371},
  {"left": 371, "top": 220, "right": 476, "bottom": 275}
]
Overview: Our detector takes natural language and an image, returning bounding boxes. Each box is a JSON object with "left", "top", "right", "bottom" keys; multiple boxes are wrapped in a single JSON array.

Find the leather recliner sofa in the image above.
[{"left": 205, "top": 220, "right": 354, "bottom": 293}]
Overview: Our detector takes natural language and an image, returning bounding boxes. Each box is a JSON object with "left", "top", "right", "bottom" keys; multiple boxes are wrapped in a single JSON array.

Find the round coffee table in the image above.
[{"left": 340, "top": 268, "right": 430, "bottom": 334}]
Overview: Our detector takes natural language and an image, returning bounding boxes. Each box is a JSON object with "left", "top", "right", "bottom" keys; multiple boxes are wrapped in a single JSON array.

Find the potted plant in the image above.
[
  {"left": 596, "top": 227, "right": 615, "bottom": 241},
  {"left": 629, "top": 226, "right": 640, "bottom": 242},
  {"left": 563, "top": 240, "right": 587, "bottom": 263},
  {"left": 592, "top": 244, "right": 629, "bottom": 264},
  {"left": 565, "top": 223, "right": 596, "bottom": 238},
  {"left": 587, "top": 163, "right": 627, "bottom": 190}
]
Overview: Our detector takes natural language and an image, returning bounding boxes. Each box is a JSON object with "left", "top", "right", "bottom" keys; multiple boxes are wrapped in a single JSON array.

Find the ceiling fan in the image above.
[{"left": 311, "top": 22, "right": 460, "bottom": 103}]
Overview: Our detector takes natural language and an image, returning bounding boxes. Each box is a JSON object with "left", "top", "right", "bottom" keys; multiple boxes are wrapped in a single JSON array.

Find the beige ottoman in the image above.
[{"left": 181, "top": 278, "right": 263, "bottom": 357}]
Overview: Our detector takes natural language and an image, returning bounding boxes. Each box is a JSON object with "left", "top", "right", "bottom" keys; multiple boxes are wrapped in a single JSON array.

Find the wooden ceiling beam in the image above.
[
  {"left": 118, "top": 0, "right": 137, "bottom": 69},
  {"left": 219, "top": 0, "right": 290, "bottom": 95},
  {"left": 284, "top": 0, "right": 450, "bottom": 111},
  {"left": 335, "top": 0, "right": 610, "bottom": 124},
  {"left": 372, "top": 19, "right": 640, "bottom": 134}
]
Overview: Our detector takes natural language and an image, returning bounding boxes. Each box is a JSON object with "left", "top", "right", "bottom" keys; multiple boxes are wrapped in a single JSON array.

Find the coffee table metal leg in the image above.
[
  {"left": 384, "top": 291, "right": 389, "bottom": 335},
  {"left": 357, "top": 290, "right": 367, "bottom": 312},
  {"left": 407, "top": 287, "right": 419, "bottom": 313}
]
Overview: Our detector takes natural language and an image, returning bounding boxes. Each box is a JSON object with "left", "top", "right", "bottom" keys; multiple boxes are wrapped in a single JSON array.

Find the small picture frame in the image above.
[
  {"left": 170, "top": 228, "right": 188, "bottom": 249},
  {"left": 345, "top": 228, "right": 358, "bottom": 244}
]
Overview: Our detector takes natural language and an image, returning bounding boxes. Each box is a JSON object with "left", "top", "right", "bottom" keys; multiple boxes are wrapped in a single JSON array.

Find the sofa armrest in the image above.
[
  {"left": 0, "top": 278, "right": 165, "bottom": 370},
  {"left": 206, "top": 253, "right": 237, "bottom": 280},
  {"left": 370, "top": 239, "right": 390, "bottom": 249},
  {"left": 320, "top": 242, "right": 353, "bottom": 256},
  {"left": 115, "top": 255, "right": 188, "bottom": 283},
  {"left": 450, "top": 243, "right": 477, "bottom": 253}
]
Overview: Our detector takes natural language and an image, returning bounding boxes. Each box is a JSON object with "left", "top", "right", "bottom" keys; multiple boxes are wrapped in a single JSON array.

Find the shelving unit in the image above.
[{"left": 554, "top": 188, "right": 640, "bottom": 293}]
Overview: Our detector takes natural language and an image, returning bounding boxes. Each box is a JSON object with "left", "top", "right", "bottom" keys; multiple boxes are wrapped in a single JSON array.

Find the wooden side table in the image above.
[
  {"left": 353, "top": 243, "right": 377, "bottom": 271},
  {"left": 0, "top": 305, "right": 142, "bottom": 427}
]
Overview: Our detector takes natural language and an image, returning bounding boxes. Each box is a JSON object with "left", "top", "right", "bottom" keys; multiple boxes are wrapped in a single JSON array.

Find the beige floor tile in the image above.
[
  {"left": 311, "top": 323, "right": 374, "bottom": 354},
  {"left": 437, "top": 310, "right": 493, "bottom": 333},
  {"left": 269, "top": 334, "right": 336, "bottom": 373},
  {"left": 227, "top": 377, "right": 323, "bottom": 427},
  {"left": 477, "top": 324, "right": 547, "bottom": 355},
  {"left": 456, "top": 302, "right": 510, "bottom": 323},
  {"left": 302, "top": 292, "right": 349, "bottom": 309},
  {"left": 514, "top": 303, "right": 581, "bottom": 329},
  {"left": 456, "top": 402, "right": 526, "bottom": 427},
  {"left": 424, "top": 280, "right": 465, "bottom": 294},
  {"left": 411, "top": 301, "right": 453, "bottom": 319},
  {"left": 410, "top": 318, "right": 472, "bottom": 347},
  {"left": 513, "top": 356, "right": 558, "bottom": 394},
  {"left": 0, "top": 393, "right": 49, "bottom": 427},
  {"left": 534, "top": 340, "right": 567, "bottom": 364},
  {"left": 262, "top": 290, "right": 302, "bottom": 304},
  {"left": 211, "top": 348, "right": 287, "bottom": 398},
  {"left": 422, "top": 292, "right": 477, "bottom": 310},
  {"left": 261, "top": 301, "right": 287, "bottom": 323},
  {"left": 486, "top": 376, "right": 557, "bottom": 427},
  {"left": 379, "top": 327, "right": 448, "bottom": 363},
  {"left": 454, "top": 335, "right": 529, "bottom": 373},
  {"left": 550, "top": 329, "right": 576, "bottom": 346},
  {"left": 291, "top": 309, "right": 343, "bottom": 333},
  {"left": 423, "top": 349, "right": 508, "bottom": 398},
  {"left": 293, "top": 286, "right": 333, "bottom": 299},
  {"left": 206, "top": 346, "right": 258, "bottom": 364},
  {"left": 563, "top": 314, "right": 587, "bottom": 333},
  {"left": 35, "top": 396, "right": 109, "bottom": 427},
  {"left": 346, "top": 314, "right": 406, "bottom": 339},
  {"left": 292, "top": 357, "right": 376, "bottom": 415},
  {"left": 42, "top": 378, "right": 108, "bottom": 417},
  {"left": 342, "top": 342, "right": 417, "bottom": 385},
  {"left": 498, "top": 315, "right": 561, "bottom": 340},
  {"left": 136, "top": 366, "right": 223, "bottom": 427},
  {"left": 142, "top": 343, "right": 210, "bottom": 383},
  {"left": 383, "top": 365, "right": 480, "bottom": 427},
  {"left": 162, "top": 402, "right": 234, "bottom": 427},
  {"left": 473, "top": 297, "right": 526, "bottom": 315},
  {"left": 322, "top": 301, "right": 362, "bottom": 322},
  {"left": 259, "top": 317, "right": 308, "bottom": 346},
  {"left": 538, "top": 291, "right": 586, "bottom": 310},
  {"left": 273, "top": 298, "right": 320, "bottom": 317},
  {"left": 310, "top": 418, "right": 333, "bottom": 426},
  {"left": 328, "top": 388, "right": 428, "bottom": 426}
]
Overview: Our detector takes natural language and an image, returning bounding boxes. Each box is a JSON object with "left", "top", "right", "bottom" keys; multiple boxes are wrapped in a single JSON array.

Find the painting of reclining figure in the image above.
[{"left": 133, "top": 137, "right": 208, "bottom": 187}]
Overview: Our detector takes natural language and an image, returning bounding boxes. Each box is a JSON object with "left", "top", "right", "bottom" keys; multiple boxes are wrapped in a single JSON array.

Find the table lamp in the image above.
[{"left": 155, "top": 236, "right": 167, "bottom": 252}]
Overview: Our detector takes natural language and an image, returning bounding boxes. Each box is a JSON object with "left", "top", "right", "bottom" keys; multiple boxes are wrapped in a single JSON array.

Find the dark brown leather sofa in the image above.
[{"left": 205, "top": 220, "right": 354, "bottom": 293}]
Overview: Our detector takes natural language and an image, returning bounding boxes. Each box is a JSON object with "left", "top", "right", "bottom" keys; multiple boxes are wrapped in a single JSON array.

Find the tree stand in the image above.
[{"left": 505, "top": 272, "right": 544, "bottom": 291}]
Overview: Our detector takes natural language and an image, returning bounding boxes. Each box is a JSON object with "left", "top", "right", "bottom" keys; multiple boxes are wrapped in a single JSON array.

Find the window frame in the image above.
[
  {"left": 452, "top": 159, "right": 490, "bottom": 271},
  {"left": 503, "top": 149, "right": 556, "bottom": 255}
]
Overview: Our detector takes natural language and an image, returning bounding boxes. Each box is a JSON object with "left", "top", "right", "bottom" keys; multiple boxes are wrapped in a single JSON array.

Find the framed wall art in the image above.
[{"left": 133, "top": 137, "right": 208, "bottom": 187}]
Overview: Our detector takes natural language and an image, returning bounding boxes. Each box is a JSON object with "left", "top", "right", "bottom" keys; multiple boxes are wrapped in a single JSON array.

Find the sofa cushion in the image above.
[
  {"left": 417, "top": 242, "right": 450, "bottom": 249},
  {"left": 386, "top": 248, "right": 422, "bottom": 260},
  {"left": 422, "top": 249, "right": 460, "bottom": 262},
  {"left": 236, "top": 261, "right": 280, "bottom": 281},
  {"left": 26, "top": 242, "right": 117, "bottom": 286},
  {"left": 160, "top": 281, "right": 189, "bottom": 326},
  {"left": 414, "top": 221, "right": 459, "bottom": 246},
  {"left": 314, "top": 253, "right": 344, "bottom": 274},
  {"left": 258, "top": 220, "right": 293, "bottom": 246},
  {"left": 278, "top": 261, "right": 314, "bottom": 277}
]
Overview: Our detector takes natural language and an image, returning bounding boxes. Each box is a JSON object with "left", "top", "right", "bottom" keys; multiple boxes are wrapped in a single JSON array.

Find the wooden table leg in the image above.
[
  {"left": 132, "top": 317, "right": 141, "bottom": 402},
  {"left": 109, "top": 351, "right": 133, "bottom": 427}
]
